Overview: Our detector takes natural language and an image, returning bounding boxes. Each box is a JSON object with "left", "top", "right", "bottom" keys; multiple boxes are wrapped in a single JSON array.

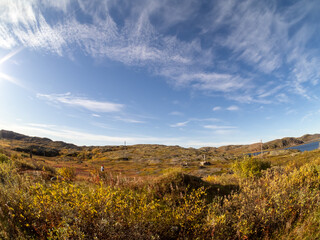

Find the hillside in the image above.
[
  {"left": 1, "top": 129, "right": 319, "bottom": 158},
  {"left": 0, "top": 130, "right": 80, "bottom": 150},
  {"left": 1, "top": 130, "right": 320, "bottom": 239},
  {"left": 0, "top": 129, "right": 319, "bottom": 180}
]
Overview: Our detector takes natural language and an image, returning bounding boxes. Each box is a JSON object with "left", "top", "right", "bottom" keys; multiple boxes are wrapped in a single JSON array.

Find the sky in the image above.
[{"left": 1, "top": 0, "right": 320, "bottom": 147}]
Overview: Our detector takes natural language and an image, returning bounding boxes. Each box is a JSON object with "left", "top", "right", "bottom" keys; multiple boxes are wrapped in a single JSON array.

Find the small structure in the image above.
[
  {"left": 200, "top": 154, "right": 212, "bottom": 166},
  {"left": 200, "top": 161, "right": 211, "bottom": 166}
]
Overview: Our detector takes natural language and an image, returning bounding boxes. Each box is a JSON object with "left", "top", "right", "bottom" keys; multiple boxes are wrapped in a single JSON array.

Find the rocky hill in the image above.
[
  {"left": 1, "top": 129, "right": 319, "bottom": 158},
  {"left": 0, "top": 130, "right": 80, "bottom": 157}
]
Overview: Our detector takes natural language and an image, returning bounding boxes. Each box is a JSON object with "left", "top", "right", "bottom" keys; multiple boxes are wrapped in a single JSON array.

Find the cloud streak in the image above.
[
  {"left": 204, "top": 125, "right": 236, "bottom": 130},
  {"left": 1, "top": 0, "right": 320, "bottom": 102},
  {"left": 37, "top": 93, "right": 124, "bottom": 112},
  {"left": 170, "top": 118, "right": 220, "bottom": 128}
]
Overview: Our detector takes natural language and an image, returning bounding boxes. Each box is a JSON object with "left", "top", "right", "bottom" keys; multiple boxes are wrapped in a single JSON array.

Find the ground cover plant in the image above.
[{"left": 0, "top": 146, "right": 320, "bottom": 239}]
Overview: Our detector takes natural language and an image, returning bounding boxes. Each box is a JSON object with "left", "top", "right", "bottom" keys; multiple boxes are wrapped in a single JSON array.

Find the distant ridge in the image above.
[
  {"left": 0, "top": 129, "right": 80, "bottom": 150},
  {"left": 1, "top": 129, "right": 319, "bottom": 155},
  {"left": 202, "top": 134, "right": 320, "bottom": 154}
]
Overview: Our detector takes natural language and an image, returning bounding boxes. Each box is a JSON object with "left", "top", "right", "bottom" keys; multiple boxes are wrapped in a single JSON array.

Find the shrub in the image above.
[
  {"left": 203, "top": 175, "right": 216, "bottom": 183},
  {"left": 232, "top": 156, "right": 271, "bottom": 178},
  {"left": 57, "top": 167, "right": 76, "bottom": 181},
  {"left": 0, "top": 153, "right": 10, "bottom": 163},
  {"left": 207, "top": 164, "right": 320, "bottom": 239},
  {"left": 13, "top": 158, "right": 35, "bottom": 170},
  {"left": 0, "top": 174, "right": 208, "bottom": 239},
  {"left": 283, "top": 206, "right": 320, "bottom": 240}
]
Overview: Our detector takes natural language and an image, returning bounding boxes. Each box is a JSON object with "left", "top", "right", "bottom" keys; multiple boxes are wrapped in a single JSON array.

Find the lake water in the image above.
[
  {"left": 285, "top": 141, "right": 320, "bottom": 152},
  {"left": 247, "top": 141, "right": 320, "bottom": 156}
]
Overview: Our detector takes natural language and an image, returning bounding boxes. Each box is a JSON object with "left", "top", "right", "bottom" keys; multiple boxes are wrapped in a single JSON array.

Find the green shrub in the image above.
[
  {"left": 232, "top": 156, "right": 271, "bottom": 178},
  {"left": 0, "top": 153, "right": 10, "bottom": 163}
]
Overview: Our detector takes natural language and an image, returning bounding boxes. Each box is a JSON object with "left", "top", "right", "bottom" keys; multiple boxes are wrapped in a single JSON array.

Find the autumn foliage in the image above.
[{"left": 1, "top": 151, "right": 320, "bottom": 239}]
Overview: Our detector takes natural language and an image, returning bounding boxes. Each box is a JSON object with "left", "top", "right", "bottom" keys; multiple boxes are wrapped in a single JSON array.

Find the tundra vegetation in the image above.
[{"left": 0, "top": 136, "right": 320, "bottom": 239}]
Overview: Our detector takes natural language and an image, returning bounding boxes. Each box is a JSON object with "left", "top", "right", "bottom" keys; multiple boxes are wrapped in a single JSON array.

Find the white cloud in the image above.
[
  {"left": 0, "top": 47, "right": 23, "bottom": 65},
  {"left": 41, "top": 0, "right": 72, "bottom": 13},
  {"left": 114, "top": 116, "right": 145, "bottom": 124},
  {"left": 0, "top": 72, "right": 27, "bottom": 89},
  {"left": 170, "top": 121, "right": 189, "bottom": 128},
  {"left": 212, "top": 0, "right": 285, "bottom": 74},
  {"left": 212, "top": 106, "right": 221, "bottom": 111},
  {"left": 0, "top": 48, "right": 27, "bottom": 89},
  {"left": 37, "top": 93, "right": 124, "bottom": 112},
  {"left": 0, "top": 0, "right": 246, "bottom": 97},
  {"left": 1, "top": 0, "right": 320, "bottom": 102},
  {"left": 276, "top": 93, "right": 289, "bottom": 103},
  {"left": 164, "top": 71, "right": 249, "bottom": 93},
  {"left": 91, "top": 113, "right": 101, "bottom": 118},
  {"left": 227, "top": 105, "right": 239, "bottom": 111},
  {"left": 170, "top": 118, "right": 220, "bottom": 128},
  {"left": 204, "top": 125, "right": 236, "bottom": 130}
]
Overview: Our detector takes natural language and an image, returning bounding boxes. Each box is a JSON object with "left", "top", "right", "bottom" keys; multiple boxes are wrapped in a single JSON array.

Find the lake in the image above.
[
  {"left": 247, "top": 141, "right": 320, "bottom": 156},
  {"left": 285, "top": 141, "right": 320, "bottom": 152}
]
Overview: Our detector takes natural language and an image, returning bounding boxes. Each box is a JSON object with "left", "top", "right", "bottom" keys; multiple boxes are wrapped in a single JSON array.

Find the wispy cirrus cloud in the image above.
[
  {"left": 0, "top": 47, "right": 23, "bottom": 65},
  {"left": 203, "top": 125, "right": 238, "bottom": 135},
  {"left": 171, "top": 72, "right": 249, "bottom": 92},
  {"left": 114, "top": 116, "right": 145, "bottom": 124},
  {"left": 1, "top": 0, "right": 320, "bottom": 102},
  {"left": 37, "top": 93, "right": 124, "bottom": 112},
  {"left": 170, "top": 121, "right": 189, "bottom": 128},
  {"left": 0, "top": 0, "right": 249, "bottom": 99},
  {"left": 212, "top": 105, "right": 240, "bottom": 111},
  {"left": 0, "top": 48, "right": 26, "bottom": 88},
  {"left": 170, "top": 118, "right": 219, "bottom": 128},
  {"left": 204, "top": 125, "right": 236, "bottom": 130}
]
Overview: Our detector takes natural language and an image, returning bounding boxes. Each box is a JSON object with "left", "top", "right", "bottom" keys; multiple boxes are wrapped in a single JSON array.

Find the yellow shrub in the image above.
[
  {"left": 232, "top": 156, "right": 271, "bottom": 178},
  {"left": 57, "top": 167, "right": 76, "bottom": 181},
  {"left": 203, "top": 175, "right": 216, "bottom": 183},
  {"left": 207, "top": 163, "right": 320, "bottom": 239}
]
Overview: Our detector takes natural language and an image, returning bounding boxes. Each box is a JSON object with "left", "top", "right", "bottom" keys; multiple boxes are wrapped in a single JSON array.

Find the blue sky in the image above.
[{"left": 1, "top": 0, "right": 320, "bottom": 147}]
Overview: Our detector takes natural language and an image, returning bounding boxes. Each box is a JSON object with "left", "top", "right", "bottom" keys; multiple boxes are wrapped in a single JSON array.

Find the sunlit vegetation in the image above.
[
  {"left": 1, "top": 138, "right": 320, "bottom": 239},
  {"left": 232, "top": 156, "right": 271, "bottom": 178}
]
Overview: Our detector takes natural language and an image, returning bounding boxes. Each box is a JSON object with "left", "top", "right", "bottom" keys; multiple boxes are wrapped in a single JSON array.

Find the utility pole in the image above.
[
  {"left": 260, "top": 139, "right": 263, "bottom": 158},
  {"left": 123, "top": 140, "right": 127, "bottom": 160}
]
